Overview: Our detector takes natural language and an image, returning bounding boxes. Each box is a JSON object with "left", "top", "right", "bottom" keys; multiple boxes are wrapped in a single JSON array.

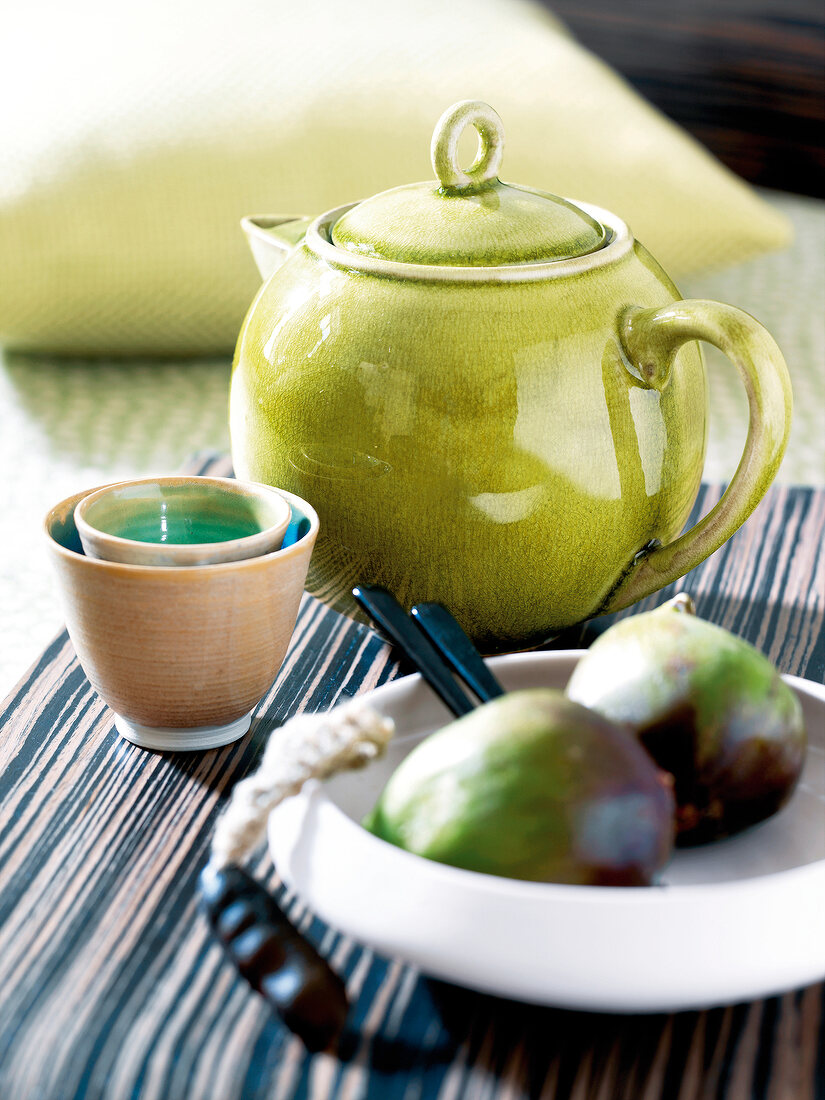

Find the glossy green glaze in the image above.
[
  {"left": 94, "top": 496, "right": 263, "bottom": 545},
  {"left": 82, "top": 480, "right": 281, "bottom": 544},
  {"left": 232, "top": 237, "right": 706, "bottom": 649},
  {"left": 230, "top": 101, "right": 791, "bottom": 651},
  {"left": 331, "top": 182, "right": 606, "bottom": 267},
  {"left": 334, "top": 103, "right": 605, "bottom": 267}
]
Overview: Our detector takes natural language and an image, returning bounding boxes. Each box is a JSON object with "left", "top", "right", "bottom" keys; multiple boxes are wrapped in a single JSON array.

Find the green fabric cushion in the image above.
[{"left": 0, "top": 0, "right": 790, "bottom": 355}]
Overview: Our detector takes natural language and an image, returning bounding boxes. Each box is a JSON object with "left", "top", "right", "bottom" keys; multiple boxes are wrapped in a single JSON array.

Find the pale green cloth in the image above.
[
  {"left": 1, "top": 193, "right": 821, "bottom": 697},
  {"left": 0, "top": 0, "right": 789, "bottom": 354},
  {"left": 682, "top": 192, "right": 825, "bottom": 493}
]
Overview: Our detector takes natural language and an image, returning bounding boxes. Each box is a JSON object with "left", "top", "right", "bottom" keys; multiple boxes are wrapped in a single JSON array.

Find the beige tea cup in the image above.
[{"left": 45, "top": 483, "right": 319, "bottom": 752}]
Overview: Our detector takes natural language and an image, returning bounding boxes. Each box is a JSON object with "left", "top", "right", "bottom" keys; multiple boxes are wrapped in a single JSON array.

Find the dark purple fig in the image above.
[
  {"left": 566, "top": 594, "right": 807, "bottom": 846},
  {"left": 364, "top": 689, "right": 674, "bottom": 886}
]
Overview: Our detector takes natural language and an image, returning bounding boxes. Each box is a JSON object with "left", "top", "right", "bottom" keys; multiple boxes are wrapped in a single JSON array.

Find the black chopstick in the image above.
[
  {"left": 411, "top": 602, "right": 506, "bottom": 704},
  {"left": 352, "top": 585, "right": 475, "bottom": 717}
]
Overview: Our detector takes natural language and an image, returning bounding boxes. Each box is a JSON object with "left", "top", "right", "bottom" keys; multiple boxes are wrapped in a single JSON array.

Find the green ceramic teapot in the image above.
[{"left": 230, "top": 100, "right": 791, "bottom": 651}]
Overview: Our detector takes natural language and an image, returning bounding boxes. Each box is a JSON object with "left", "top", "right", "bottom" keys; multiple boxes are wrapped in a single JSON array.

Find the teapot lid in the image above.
[{"left": 330, "top": 101, "right": 608, "bottom": 268}]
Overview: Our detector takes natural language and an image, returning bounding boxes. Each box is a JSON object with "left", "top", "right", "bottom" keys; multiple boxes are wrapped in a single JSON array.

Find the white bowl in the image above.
[{"left": 269, "top": 651, "right": 825, "bottom": 1012}]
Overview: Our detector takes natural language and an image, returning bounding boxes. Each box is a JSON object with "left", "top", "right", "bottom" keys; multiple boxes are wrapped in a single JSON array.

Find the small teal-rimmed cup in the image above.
[
  {"left": 74, "top": 476, "right": 291, "bottom": 567},
  {"left": 46, "top": 483, "right": 318, "bottom": 752}
]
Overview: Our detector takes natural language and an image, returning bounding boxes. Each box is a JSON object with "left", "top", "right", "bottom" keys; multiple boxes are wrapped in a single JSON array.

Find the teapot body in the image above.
[{"left": 231, "top": 236, "right": 707, "bottom": 652}]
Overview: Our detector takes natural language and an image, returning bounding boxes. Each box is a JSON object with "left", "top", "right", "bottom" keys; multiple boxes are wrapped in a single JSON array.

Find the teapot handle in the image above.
[{"left": 601, "top": 299, "right": 792, "bottom": 614}]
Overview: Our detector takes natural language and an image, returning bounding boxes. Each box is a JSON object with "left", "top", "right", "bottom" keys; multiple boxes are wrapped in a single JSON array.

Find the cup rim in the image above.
[
  {"left": 46, "top": 480, "right": 320, "bottom": 576},
  {"left": 73, "top": 476, "right": 293, "bottom": 565}
]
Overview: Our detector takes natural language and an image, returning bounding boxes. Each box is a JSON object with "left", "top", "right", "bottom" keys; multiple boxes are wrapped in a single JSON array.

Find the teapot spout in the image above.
[{"left": 241, "top": 215, "right": 314, "bottom": 282}]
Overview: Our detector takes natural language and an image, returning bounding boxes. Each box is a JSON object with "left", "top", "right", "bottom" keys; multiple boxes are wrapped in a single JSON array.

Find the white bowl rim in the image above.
[{"left": 285, "top": 651, "right": 825, "bottom": 903}]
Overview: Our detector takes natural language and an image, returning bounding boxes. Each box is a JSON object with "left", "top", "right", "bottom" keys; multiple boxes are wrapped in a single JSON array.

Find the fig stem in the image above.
[{"left": 667, "top": 592, "right": 696, "bottom": 615}]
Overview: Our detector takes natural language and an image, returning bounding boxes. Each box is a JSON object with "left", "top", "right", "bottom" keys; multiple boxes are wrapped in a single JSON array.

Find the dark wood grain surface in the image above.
[
  {"left": 547, "top": 0, "right": 825, "bottom": 196},
  {"left": 1, "top": 454, "right": 823, "bottom": 1100}
]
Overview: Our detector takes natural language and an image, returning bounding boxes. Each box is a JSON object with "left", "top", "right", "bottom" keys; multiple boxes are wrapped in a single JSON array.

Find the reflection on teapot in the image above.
[{"left": 230, "top": 100, "right": 791, "bottom": 651}]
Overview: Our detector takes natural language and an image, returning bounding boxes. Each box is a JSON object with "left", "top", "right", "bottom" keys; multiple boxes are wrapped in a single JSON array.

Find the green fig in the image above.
[
  {"left": 364, "top": 689, "right": 674, "bottom": 886},
  {"left": 566, "top": 594, "right": 807, "bottom": 846}
]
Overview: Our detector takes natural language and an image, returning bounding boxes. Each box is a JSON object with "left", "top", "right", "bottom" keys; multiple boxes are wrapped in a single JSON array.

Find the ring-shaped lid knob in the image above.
[
  {"left": 430, "top": 100, "right": 505, "bottom": 192},
  {"left": 331, "top": 100, "right": 608, "bottom": 268}
]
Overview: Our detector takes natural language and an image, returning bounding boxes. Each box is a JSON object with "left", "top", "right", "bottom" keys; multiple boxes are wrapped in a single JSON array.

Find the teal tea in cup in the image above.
[{"left": 74, "top": 476, "right": 291, "bottom": 566}]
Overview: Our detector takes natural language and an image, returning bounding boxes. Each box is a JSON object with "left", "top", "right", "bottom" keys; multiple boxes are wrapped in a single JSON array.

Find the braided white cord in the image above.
[{"left": 210, "top": 700, "right": 395, "bottom": 868}]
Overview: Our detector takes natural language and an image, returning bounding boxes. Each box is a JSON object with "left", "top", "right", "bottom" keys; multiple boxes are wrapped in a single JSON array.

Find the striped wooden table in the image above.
[{"left": 1, "top": 455, "right": 823, "bottom": 1100}]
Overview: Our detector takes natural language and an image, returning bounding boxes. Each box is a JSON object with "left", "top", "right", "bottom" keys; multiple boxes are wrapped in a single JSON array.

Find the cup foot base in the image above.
[{"left": 114, "top": 711, "right": 253, "bottom": 752}]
